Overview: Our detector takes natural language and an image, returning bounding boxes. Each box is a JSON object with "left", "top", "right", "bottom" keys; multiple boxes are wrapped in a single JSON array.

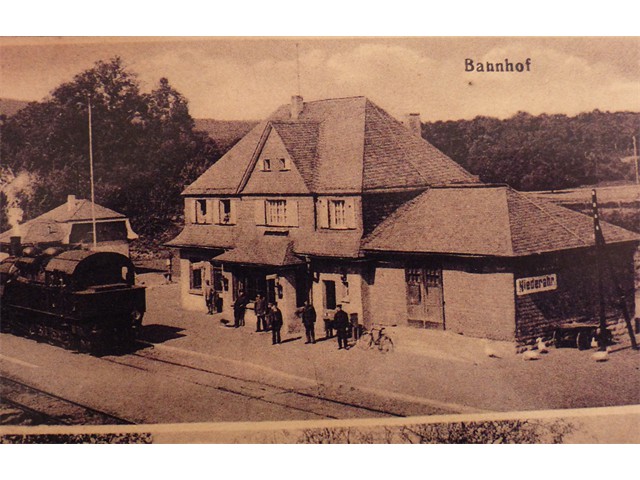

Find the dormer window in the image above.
[{"left": 262, "top": 158, "right": 271, "bottom": 171}]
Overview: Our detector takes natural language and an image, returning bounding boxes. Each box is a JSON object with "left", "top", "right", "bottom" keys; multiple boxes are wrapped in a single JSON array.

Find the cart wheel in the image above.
[{"left": 576, "top": 330, "right": 592, "bottom": 350}]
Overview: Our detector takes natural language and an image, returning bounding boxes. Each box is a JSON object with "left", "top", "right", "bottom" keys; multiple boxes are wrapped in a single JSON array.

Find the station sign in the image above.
[{"left": 515, "top": 273, "right": 557, "bottom": 296}]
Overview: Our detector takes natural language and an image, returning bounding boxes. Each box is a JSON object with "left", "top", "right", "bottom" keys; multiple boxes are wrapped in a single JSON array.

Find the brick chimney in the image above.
[
  {"left": 404, "top": 113, "right": 422, "bottom": 138},
  {"left": 291, "top": 95, "right": 304, "bottom": 120},
  {"left": 67, "top": 194, "right": 77, "bottom": 212}
]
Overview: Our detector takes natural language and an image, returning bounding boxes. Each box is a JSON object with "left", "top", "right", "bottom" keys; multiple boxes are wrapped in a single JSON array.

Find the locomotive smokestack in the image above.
[{"left": 9, "top": 236, "right": 22, "bottom": 257}]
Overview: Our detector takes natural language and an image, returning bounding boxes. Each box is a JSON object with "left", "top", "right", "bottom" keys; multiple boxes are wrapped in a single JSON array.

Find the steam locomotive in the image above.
[{"left": 0, "top": 244, "right": 146, "bottom": 354}]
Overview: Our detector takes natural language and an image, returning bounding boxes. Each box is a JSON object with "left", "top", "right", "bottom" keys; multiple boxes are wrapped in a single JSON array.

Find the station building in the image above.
[
  {"left": 0, "top": 195, "right": 138, "bottom": 257},
  {"left": 167, "top": 96, "right": 638, "bottom": 344}
]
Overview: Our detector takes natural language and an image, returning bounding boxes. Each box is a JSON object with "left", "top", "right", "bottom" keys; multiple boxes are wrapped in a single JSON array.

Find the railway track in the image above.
[
  {"left": 100, "top": 344, "right": 416, "bottom": 420},
  {"left": 0, "top": 376, "right": 134, "bottom": 426}
]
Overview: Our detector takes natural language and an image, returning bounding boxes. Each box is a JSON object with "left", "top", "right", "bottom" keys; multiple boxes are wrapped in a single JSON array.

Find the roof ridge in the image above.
[
  {"left": 501, "top": 187, "right": 516, "bottom": 256},
  {"left": 361, "top": 189, "right": 429, "bottom": 244},
  {"left": 510, "top": 188, "right": 590, "bottom": 246},
  {"left": 236, "top": 122, "right": 273, "bottom": 194},
  {"left": 68, "top": 199, "right": 87, "bottom": 221}
]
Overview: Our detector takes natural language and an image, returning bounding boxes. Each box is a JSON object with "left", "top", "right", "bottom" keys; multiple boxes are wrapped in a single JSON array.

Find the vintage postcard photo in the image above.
[{"left": 0, "top": 36, "right": 638, "bottom": 445}]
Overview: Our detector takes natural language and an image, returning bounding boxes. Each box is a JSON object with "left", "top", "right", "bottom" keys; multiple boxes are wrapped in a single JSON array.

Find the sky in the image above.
[{"left": 1, "top": 37, "right": 639, "bottom": 121}]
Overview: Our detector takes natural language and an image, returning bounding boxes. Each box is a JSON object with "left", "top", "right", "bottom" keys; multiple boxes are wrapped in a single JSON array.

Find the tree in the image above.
[
  {"left": 423, "top": 110, "right": 639, "bottom": 191},
  {"left": 1, "top": 58, "right": 220, "bottom": 241}
]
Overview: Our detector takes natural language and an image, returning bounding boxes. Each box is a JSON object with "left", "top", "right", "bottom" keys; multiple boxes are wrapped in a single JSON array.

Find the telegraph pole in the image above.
[
  {"left": 88, "top": 97, "right": 97, "bottom": 250},
  {"left": 633, "top": 136, "right": 638, "bottom": 185},
  {"left": 591, "top": 189, "right": 608, "bottom": 350}
]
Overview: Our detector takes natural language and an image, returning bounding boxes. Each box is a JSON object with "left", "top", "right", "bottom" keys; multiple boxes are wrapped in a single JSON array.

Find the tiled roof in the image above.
[
  {"left": 505, "top": 189, "right": 639, "bottom": 255},
  {"left": 43, "top": 199, "right": 125, "bottom": 223},
  {"left": 270, "top": 122, "right": 319, "bottom": 191},
  {"left": 362, "top": 185, "right": 639, "bottom": 257},
  {"left": 164, "top": 225, "right": 236, "bottom": 249},
  {"left": 183, "top": 120, "right": 272, "bottom": 195},
  {"left": 0, "top": 220, "right": 69, "bottom": 244},
  {"left": 183, "top": 96, "right": 478, "bottom": 196},
  {"left": 363, "top": 101, "right": 478, "bottom": 189},
  {"left": 0, "top": 199, "right": 127, "bottom": 244},
  {"left": 212, "top": 237, "right": 304, "bottom": 267},
  {"left": 294, "top": 230, "right": 363, "bottom": 258}
]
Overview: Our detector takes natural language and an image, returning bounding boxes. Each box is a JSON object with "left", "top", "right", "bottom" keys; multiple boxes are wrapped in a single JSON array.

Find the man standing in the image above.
[
  {"left": 301, "top": 300, "right": 317, "bottom": 344},
  {"left": 269, "top": 303, "right": 283, "bottom": 345},
  {"left": 254, "top": 293, "right": 267, "bottom": 332},
  {"left": 333, "top": 304, "right": 350, "bottom": 350},
  {"left": 203, "top": 280, "right": 214, "bottom": 315},
  {"left": 233, "top": 290, "right": 248, "bottom": 328}
]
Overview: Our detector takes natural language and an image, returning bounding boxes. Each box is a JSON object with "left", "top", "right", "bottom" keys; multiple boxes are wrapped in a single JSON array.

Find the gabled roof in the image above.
[
  {"left": 183, "top": 96, "right": 479, "bottom": 196},
  {"left": 362, "top": 185, "right": 639, "bottom": 257},
  {"left": 0, "top": 198, "right": 129, "bottom": 244}
]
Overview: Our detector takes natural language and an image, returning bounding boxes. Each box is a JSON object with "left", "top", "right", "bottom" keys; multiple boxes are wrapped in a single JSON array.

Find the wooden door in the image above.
[{"left": 406, "top": 267, "right": 444, "bottom": 328}]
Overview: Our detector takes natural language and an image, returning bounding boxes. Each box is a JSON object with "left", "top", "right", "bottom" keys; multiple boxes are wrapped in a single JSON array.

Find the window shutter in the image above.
[
  {"left": 185, "top": 198, "right": 196, "bottom": 224},
  {"left": 346, "top": 198, "right": 356, "bottom": 229},
  {"left": 287, "top": 199, "right": 299, "bottom": 226},
  {"left": 211, "top": 199, "right": 220, "bottom": 224},
  {"left": 230, "top": 199, "right": 238, "bottom": 225},
  {"left": 254, "top": 199, "right": 265, "bottom": 225},
  {"left": 317, "top": 198, "right": 329, "bottom": 228}
]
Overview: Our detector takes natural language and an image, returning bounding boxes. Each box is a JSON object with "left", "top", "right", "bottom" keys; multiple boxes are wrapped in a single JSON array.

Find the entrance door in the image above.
[
  {"left": 266, "top": 278, "right": 277, "bottom": 305},
  {"left": 406, "top": 267, "right": 444, "bottom": 328},
  {"left": 323, "top": 280, "right": 337, "bottom": 310}
]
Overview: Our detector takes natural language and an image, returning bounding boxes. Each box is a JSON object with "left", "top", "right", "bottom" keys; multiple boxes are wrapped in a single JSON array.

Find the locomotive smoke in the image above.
[{"left": 1, "top": 169, "right": 36, "bottom": 235}]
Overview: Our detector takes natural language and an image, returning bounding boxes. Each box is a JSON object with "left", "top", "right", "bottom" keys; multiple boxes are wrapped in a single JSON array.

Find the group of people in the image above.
[
  {"left": 211, "top": 286, "right": 356, "bottom": 350},
  {"left": 297, "top": 301, "right": 355, "bottom": 350},
  {"left": 203, "top": 280, "right": 220, "bottom": 315},
  {"left": 233, "top": 291, "right": 284, "bottom": 345}
]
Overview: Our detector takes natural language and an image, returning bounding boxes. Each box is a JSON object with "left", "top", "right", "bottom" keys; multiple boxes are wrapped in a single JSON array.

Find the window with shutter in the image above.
[
  {"left": 329, "top": 200, "right": 346, "bottom": 229},
  {"left": 266, "top": 199, "right": 287, "bottom": 226}
]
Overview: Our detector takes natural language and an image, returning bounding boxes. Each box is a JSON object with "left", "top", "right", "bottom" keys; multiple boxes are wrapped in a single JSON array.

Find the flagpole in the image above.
[{"left": 88, "top": 96, "right": 97, "bottom": 250}]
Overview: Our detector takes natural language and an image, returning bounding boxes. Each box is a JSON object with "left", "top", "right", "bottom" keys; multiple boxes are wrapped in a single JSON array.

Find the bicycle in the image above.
[{"left": 357, "top": 326, "right": 394, "bottom": 353}]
